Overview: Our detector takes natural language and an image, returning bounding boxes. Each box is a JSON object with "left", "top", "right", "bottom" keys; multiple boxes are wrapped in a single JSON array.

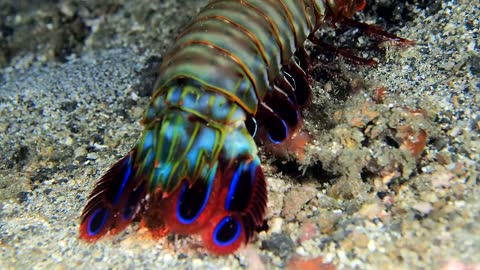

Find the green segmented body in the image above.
[{"left": 152, "top": 0, "right": 328, "bottom": 115}]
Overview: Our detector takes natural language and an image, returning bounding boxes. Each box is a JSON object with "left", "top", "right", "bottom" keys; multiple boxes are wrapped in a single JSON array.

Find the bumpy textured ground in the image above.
[{"left": 1, "top": 0, "right": 479, "bottom": 269}]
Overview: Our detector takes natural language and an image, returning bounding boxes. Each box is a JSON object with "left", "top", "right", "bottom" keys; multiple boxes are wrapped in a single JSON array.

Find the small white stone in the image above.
[
  {"left": 130, "top": 90, "right": 139, "bottom": 101},
  {"left": 368, "top": 239, "right": 376, "bottom": 252},
  {"left": 325, "top": 253, "right": 335, "bottom": 263},
  {"left": 162, "top": 253, "right": 173, "bottom": 263},
  {"left": 64, "top": 136, "right": 74, "bottom": 146},
  {"left": 295, "top": 246, "right": 307, "bottom": 256},
  {"left": 93, "top": 143, "right": 108, "bottom": 150},
  {"left": 192, "top": 258, "right": 203, "bottom": 267},
  {"left": 270, "top": 217, "right": 283, "bottom": 234},
  {"left": 337, "top": 250, "right": 348, "bottom": 261},
  {"left": 412, "top": 202, "right": 433, "bottom": 215},
  {"left": 74, "top": 147, "right": 87, "bottom": 158},
  {"left": 86, "top": 152, "right": 98, "bottom": 160},
  {"left": 455, "top": 200, "right": 466, "bottom": 207}
]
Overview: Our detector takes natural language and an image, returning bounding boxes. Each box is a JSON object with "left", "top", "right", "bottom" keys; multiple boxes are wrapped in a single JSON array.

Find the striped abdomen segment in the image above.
[{"left": 154, "top": 0, "right": 328, "bottom": 115}]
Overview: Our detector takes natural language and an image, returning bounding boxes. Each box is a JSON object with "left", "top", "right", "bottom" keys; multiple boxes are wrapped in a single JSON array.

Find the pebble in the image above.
[
  {"left": 192, "top": 258, "right": 203, "bottom": 268},
  {"left": 412, "top": 202, "right": 433, "bottom": 215},
  {"left": 261, "top": 233, "right": 295, "bottom": 260},
  {"left": 64, "top": 136, "right": 74, "bottom": 146},
  {"left": 270, "top": 217, "right": 283, "bottom": 234},
  {"left": 74, "top": 147, "right": 87, "bottom": 158},
  {"left": 295, "top": 246, "right": 307, "bottom": 256},
  {"left": 367, "top": 240, "right": 376, "bottom": 252}
]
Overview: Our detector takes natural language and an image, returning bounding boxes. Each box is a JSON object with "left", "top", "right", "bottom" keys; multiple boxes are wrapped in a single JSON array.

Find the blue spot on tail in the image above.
[
  {"left": 213, "top": 216, "right": 241, "bottom": 247},
  {"left": 176, "top": 179, "right": 214, "bottom": 224},
  {"left": 267, "top": 119, "right": 288, "bottom": 144},
  {"left": 113, "top": 159, "right": 132, "bottom": 205},
  {"left": 88, "top": 208, "right": 109, "bottom": 236}
]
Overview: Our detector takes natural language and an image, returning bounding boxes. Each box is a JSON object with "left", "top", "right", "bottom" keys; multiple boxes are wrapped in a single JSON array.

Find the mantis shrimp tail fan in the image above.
[
  {"left": 79, "top": 149, "right": 146, "bottom": 242},
  {"left": 80, "top": 83, "right": 267, "bottom": 254}
]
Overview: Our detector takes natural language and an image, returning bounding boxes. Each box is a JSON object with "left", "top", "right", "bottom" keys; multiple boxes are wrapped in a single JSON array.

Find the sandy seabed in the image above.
[{"left": 1, "top": 0, "right": 479, "bottom": 269}]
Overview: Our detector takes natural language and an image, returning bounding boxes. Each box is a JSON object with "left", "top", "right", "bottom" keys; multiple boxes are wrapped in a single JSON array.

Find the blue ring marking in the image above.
[
  {"left": 176, "top": 179, "right": 214, "bottom": 224},
  {"left": 224, "top": 163, "right": 244, "bottom": 211},
  {"left": 250, "top": 117, "right": 258, "bottom": 138},
  {"left": 267, "top": 119, "right": 288, "bottom": 144},
  {"left": 113, "top": 158, "right": 132, "bottom": 205},
  {"left": 87, "top": 208, "right": 109, "bottom": 236},
  {"left": 212, "top": 216, "right": 241, "bottom": 247}
]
